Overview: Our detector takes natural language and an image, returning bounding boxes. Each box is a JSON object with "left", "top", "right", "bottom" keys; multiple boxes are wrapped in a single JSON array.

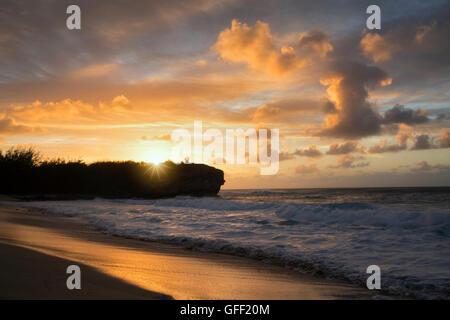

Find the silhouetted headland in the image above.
[{"left": 0, "top": 147, "right": 225, "bottom": 200}]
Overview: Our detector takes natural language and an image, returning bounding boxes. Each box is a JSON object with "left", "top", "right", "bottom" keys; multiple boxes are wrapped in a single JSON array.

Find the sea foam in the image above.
[{"left": 9, "top": 191, "right": 450, "bottom": 299}]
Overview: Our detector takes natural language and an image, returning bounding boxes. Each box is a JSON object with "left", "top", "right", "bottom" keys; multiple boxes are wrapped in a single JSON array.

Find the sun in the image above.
[
  {"left": 136, "top": 143, "right": 170, "bottom": 165},
  {"left": 145, "top": 153, "right": 167, "bottom": 165}
]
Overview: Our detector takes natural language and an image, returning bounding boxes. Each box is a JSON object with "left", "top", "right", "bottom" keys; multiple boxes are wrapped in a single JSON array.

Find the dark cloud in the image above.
[
  {"left": 411, "top": 160, "right": 450, "bottom": 173},
  {"left": 437, "top": 113, "right": 450, "bottom": 121},
  {"left": 326, "top": 141, "right": 362, "bottom": 155},
  {"left": 0, "top": 0, "right": 236, "bottom": 84},
  {"left": 369, "top": 142, "right": 406, "bottom": 154},
  {"left": 321, "top": 100, "right": 337, "bottom": 114},
  {"left": 360, "top": 16, "right": 450, "bottom": 68},
  {"left": 250, "top": 99, "right": 324, "bottom": 124},
  {"left": 429, "top": 108, "right": 450, "bottom": 122},
  {"left": 411, "top": 134, "right": 435, "bottom": 150},
  {"left": 410, "top": 130, "right": 450, "bottom": 150},
  {"left": 279, "top": 152, "right": 295, "bottom": 161},
  {"left": 329, "top": 154, "right": 370, "bottom": 169},
  {"left": 295, "top": 29, "right": 333, "bottom": 60},
  {"left": 319, "top": 61, "right": 391, "bottom": 138},
  {"left": 359, "top": 8, "right": 450, "bottom": 110},
  {"left": 382, "top": 104, "right": 429, "bottom": 125},
  {"left": 294, "top": 145, "right": 323, "bottom": 158},
  {"left": 279, "top": 145, "right": 323, "bottom": 161}
]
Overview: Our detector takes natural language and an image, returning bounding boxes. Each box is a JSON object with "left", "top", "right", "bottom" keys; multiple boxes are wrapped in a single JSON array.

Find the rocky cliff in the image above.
[{"left": 1, "top": 147, "right": 225, "bottom": 199}]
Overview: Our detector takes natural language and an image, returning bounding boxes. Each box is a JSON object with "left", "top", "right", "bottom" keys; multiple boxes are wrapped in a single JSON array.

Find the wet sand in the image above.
[
  {"left": 0, "top": 242, "right": 171, "bottom": 299},
  {"left": 0, "top": 203, "right": 374, "bottom": 299}
]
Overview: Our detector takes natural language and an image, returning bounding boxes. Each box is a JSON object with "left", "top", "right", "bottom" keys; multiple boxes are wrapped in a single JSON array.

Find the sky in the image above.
[{"left": 1, "top": 0, "right": 449, "bottom": 189}]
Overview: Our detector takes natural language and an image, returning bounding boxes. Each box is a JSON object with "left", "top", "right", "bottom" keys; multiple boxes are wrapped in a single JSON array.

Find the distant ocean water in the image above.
[{"left": 11, "top": 187, "right": 450, "bottom": 299}]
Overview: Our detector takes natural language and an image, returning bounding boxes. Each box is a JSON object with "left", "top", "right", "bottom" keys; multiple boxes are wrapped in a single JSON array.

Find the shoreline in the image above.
[
  {"left": 0, "top": 242, "right": 171, "bottom": 299},
  {"left": 0, "top": 202, "right": 376, "bottom": 299}
]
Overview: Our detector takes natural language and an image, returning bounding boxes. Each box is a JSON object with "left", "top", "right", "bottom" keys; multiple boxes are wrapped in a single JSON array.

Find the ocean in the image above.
[{"left": 12, "top": 187, "right": 450, "bottom": 299}]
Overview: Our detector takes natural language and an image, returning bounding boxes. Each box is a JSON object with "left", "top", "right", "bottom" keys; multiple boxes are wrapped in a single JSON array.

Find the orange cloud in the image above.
[
  {"left": 368, "top": 132, "right": 411, "bottom": 154},
  {"left": 360, "top": 33, "right": 400, "bottom": 62},
  {"left": 327, "top": 141, "right": 364, "bottom": 155},
  {"left": 111, "top": 95, "right": 131, "bottom": 109},
  {"left": 439, "top": 129, "right": 450, "bottom": 148},
  {"left": 0, "top": 115, "right": 41, "bottom": 136},
  {"left": 360, "top": 21, "right": 441, "bottom": 62},
  {"left": 141, "top": 134, "right": 171, "bottom": 141},
  {"left": 213, "top": 20, "right": 332, "bottom": 76},
  {"left": 329, "top": 154, "right": 370, "bottom": 169},
  {"left": 7, "top": 95, "right": 133, "bottom": 125},
  {"left": 70, "top": 63, "right": 119, "bottom": 78},
  {"left": 415, "top": 22, "right": 436, "bottom": 43}
]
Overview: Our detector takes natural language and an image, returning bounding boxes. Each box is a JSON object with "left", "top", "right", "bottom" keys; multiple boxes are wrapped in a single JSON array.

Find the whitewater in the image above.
[{"left": 9, "top": 188, "right": 450, "bottom": 299}]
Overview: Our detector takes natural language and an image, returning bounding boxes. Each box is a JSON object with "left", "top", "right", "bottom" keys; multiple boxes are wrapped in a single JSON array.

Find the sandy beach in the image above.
[{"left": 0, "top": 202, "right": 374, "bottom": 300}]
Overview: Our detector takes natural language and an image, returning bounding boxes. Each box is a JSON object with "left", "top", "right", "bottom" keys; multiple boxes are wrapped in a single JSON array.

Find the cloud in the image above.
[
  {"left": 369, "top": 142, "right": 405, "bottom": 153},
  {"left": 357, "top": 16, "right": 450, "bottom": 113},
  {"left": 296, "top": 29, "right": 334, "bottom": 60},
  {"left": 319, "top": 61, "right": 392, "bottom": 138},
  {"left": 195, "top": 60, "right": 208, "bottom": 67},
  {"left": 411, "top": 134, "right": 434, "bottom": 150},
  {"left": 329, "top": 154, "right": 370, "bottom": 169},
  {"left": 141, "top": 134, "right": 171, "bottom": 141},
  {"left": 251, "top": 104, "right": 281, "bottom": 121},
  {"left": 0, "top": 0, "right": 237, "bottom": 85},
  {"left": 410, "top": 130, "right": 450, "bottom": 150},
  {"left": 0, "top": 73, "right": 271, "bottom": 119},
  {"left": 213, "top": 20, "right": 296, "bottom": 76},
  {"left": 295, "top": 163, "right": 319, "bottom": 175},
  {"left": 436, "top": 113, "right": 450, "bottom": 121},
  {"left": 70, "top": 63, "right": 119, "bottom": 78},
  {"left": 415, "top": 22, "right": 437, "bottom": 44},
  {"left": 369, "top": 130, "right": 450, "bottom": 154},
  {"left": 249, "top": 98, "right": 328, "bottom": 125},
  {"left": 360, "top": 20, "right": 446, "bottom": 63},
  {"left": 4, "top": 90, "right": 285, "bottom": 129},
  {"left": 326, "top": 141, "right": 362, "bottom": 155},
  {"left": 111, "top": 95, "right": 131, "bottom": 109},
  {"left": 294, "top": 145, "right": 323, "bottom": 158},
  {"left": 382, "top": 104, "right": 428, "bottom": 125},
  {"left": 213, "top": 20, "right": 332, "bottom": 76},
  {"left": 360, "top": 33, "right": 401, "bottom": 62},
  {"left": 360, "top": 21, "right": 449, "bottom": 62},
  {"left": 368, "top": 132, "right": 410, "bottom": 154},
  {"left": 411, "top": 160, "right": 450, "bottom": 173},
  {"left": 7, "top": 96, "right": 134, "bottom": 125},
  {"left": 279, "top": 152, "right": 296, "bottom": 161},
  {"left": 279, "top": 145, "right": 323, "bottom": 161},
  {"left": 321, "top": 100, "right": 337, "bottom": 114},
  {"left": 0, "top": 116, "right": 40, "bottom": 135},
  {"left": 439, "top": 129, "right": 450, "bottom": 148}
]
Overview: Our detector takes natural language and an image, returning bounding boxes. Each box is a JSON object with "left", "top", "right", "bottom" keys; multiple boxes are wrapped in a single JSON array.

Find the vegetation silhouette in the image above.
[{"left": 0, "top": 147, "right": 225, "bottom": 199}]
